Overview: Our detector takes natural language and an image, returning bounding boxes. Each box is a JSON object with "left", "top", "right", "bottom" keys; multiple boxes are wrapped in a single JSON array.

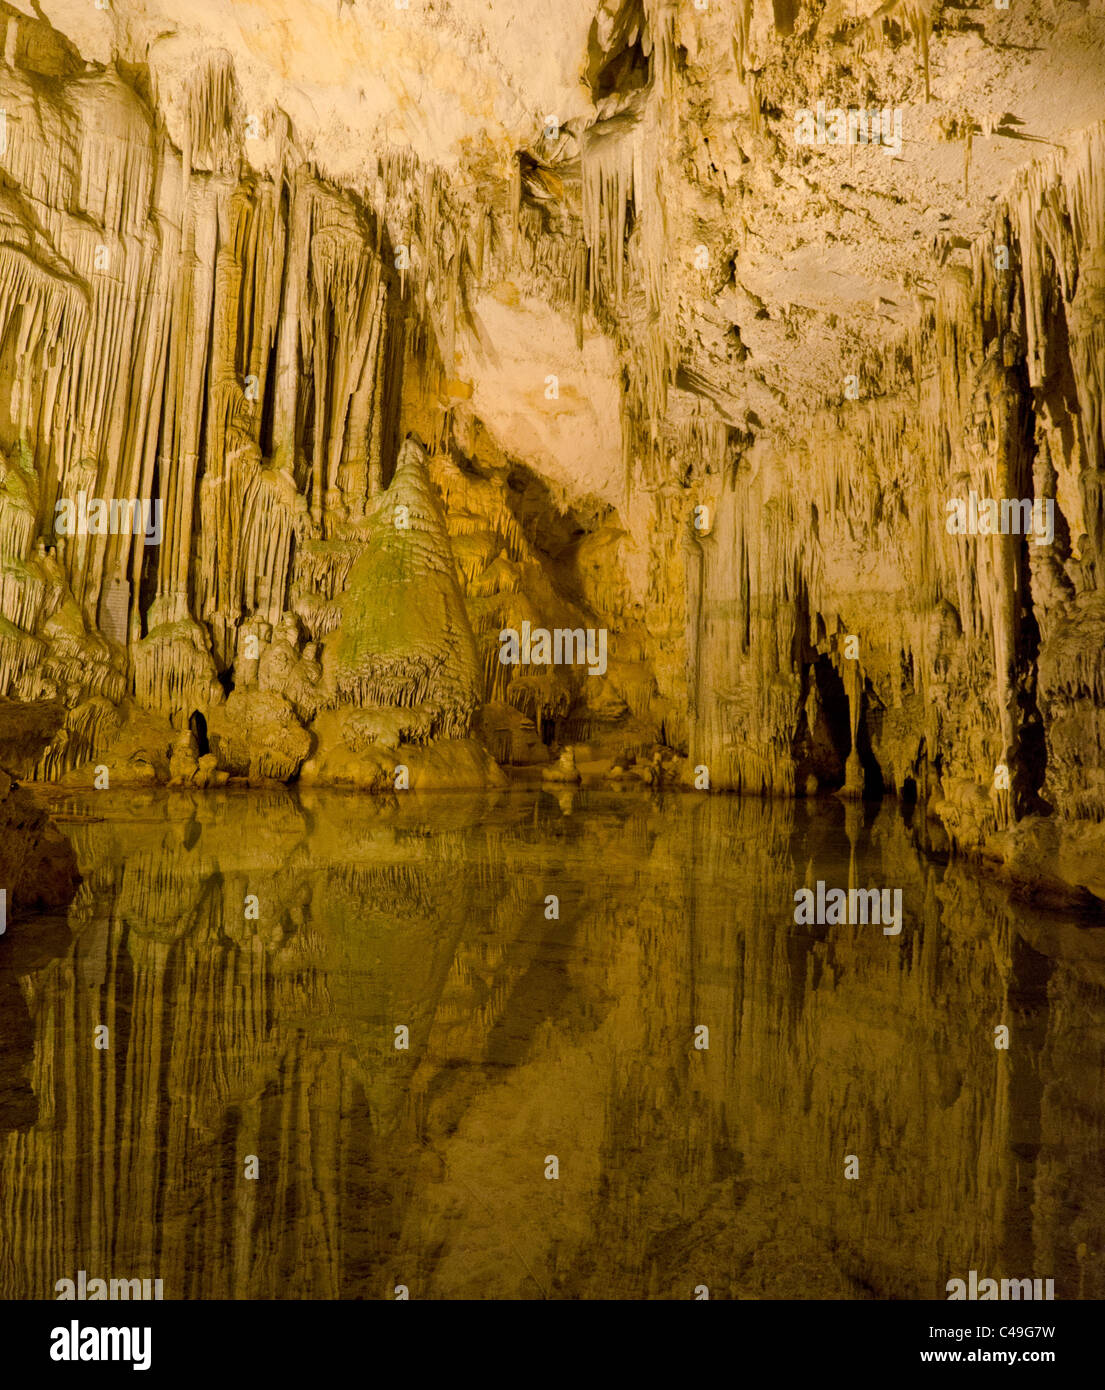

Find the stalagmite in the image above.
[{"left": 331, "top": 437, "right": 481, "bottom": 739}]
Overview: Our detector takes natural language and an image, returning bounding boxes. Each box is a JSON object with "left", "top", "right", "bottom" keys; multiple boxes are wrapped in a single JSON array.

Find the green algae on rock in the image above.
[{"left": 332, "top": 438, "right": 482, "bottom": 740}]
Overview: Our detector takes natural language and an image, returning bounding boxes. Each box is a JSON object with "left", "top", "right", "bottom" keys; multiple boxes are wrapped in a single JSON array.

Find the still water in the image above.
[{"left": 1, "top": 786, "right": 1103, "bottom": 1300}]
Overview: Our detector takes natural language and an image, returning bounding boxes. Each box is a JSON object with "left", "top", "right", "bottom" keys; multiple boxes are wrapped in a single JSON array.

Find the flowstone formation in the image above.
[
  {"left": 332, "top": 438, "right": 481, "bottom": 732},
  {"left": 302, "top": 436, "right": 496, "bottom": 788},
  {"left": 0, "top": 1, "right": 1099, "bottom": 898}
]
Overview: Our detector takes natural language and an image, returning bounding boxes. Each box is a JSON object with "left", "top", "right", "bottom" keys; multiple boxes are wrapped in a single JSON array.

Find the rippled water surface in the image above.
[{"left": 1, "top": 786, "right": 1103, "bottom": 1300}]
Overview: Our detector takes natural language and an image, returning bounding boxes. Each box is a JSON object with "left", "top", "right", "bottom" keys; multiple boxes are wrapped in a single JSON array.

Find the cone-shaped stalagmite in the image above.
[{"left": 333, "top": 437, "right": 481, "bottom": 739}]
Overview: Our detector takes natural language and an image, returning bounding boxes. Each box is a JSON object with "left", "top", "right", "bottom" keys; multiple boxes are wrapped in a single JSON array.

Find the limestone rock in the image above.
[
  {"left": 0, "top": 0, "right": 1094, "bottom": 873},
  {"left": 207, "top": 689, "right": 311, "bottom": 784}
]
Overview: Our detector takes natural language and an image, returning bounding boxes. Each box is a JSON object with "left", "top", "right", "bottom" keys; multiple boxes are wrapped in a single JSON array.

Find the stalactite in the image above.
[
  {"left": 688, "top": 120, "right": 1105, "bottom": 827},
  {"left": 581, "top": 97, "right": 644, "bottom": 312},
  {"left": 732, "top": 0, "right": 752, "bottom": 81},
  {"left": 0, "top": 54, "right": 430, "bottom": 763},
  {"left": 0, "top": 620, "right": 45, "bottom": 693},
  {"left": 857, "top": 0, "right": 933, "bottom": 102},
  {"left": 181, "top": 50, "right": 238, "bottom": 175},
  {"left": 133, "top": 621, "right": 222, "bottom": 717},
  {"left": 34, "top": 698, "right": 122, "bottom": 780}
]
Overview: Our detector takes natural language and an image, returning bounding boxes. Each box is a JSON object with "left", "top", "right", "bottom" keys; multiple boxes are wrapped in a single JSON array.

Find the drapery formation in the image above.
[{"left": 0, "top": 53, "right": 401, "bottom": 726}]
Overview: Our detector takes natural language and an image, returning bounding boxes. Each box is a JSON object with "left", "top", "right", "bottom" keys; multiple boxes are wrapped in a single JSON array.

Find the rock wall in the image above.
[
  {"left": 693, "top": 125, "right": 1105, "bottom": 822},
  {"left": 0, "top": 766, "right": 77, "bottom": 910},
  {"left": 0, "top": 2, "right": 1101, "bottom": 890}
]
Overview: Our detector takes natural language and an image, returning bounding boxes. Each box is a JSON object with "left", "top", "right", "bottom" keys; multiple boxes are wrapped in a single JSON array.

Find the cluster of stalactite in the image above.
[
  {"left": 687, "top": 122, "right": 1105, "bottom": 845},
  {"left": 0, "top": 38, "right": 424, "bottom": 753},
  {"left": 0, "top": 21, "right": 662, "bottom": 779}
]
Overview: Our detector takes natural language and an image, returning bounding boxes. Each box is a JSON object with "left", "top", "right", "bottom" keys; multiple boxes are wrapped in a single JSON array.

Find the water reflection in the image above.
[{"left": 1, "top": 787, "right": 1103, "bottom": 1300}]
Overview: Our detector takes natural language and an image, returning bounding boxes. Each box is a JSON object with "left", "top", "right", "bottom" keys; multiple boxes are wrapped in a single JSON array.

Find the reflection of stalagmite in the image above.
[
  {"left": 1, "top": 791, "right": 1104, "bottom": 1299},
  {"left": 541, "top": 745, "right": 581, "bottom": 784}
]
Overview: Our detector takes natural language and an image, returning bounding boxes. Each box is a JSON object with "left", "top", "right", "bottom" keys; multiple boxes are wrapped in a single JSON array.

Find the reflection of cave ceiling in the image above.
[{"left": 6, "top": 788, "right": 1105, "bottom": 1300}]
